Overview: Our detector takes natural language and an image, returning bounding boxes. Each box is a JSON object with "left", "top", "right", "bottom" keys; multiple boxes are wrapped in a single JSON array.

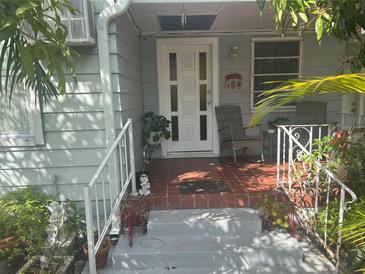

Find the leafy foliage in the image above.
[
  {"left": 249, "top": 73, "right": 365, "bottom": 127},
  {"left": 260, "top": 191, "right": 291, "bottom": 230},
  {"left": 0, "top": 0, "right": 77, "bottom": 100},
  {"left": 141, "top": 112, "right": 171, "bottom": 144},
  {"left": 256, "top": 0, "right": 365, "bottom": 69},
  {"left": 0, "top": 188, "right": 53, "bottom": 272},
  {"left": 39, "top": 201, "right": 85, "bottom": 273},
  {"left": 267, "top": 116, "right": 290, "bottom": 129},
  {"left": 317, "top": 198, "right": 365, "bottom": 249},
  {"left": 316, "top": 198, "right": 365, "bottom": 271},
  {"left": 342, "top": 200, "right": 365, "bottom": 249}
]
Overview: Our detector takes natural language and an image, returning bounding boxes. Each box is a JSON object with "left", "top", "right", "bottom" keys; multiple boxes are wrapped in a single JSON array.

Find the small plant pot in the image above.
[
  {"left": 146, "top": 131, "right": 162, "bottom": 145},
  {"left": 17, "top": 255, "right": 74, "bottom": 274},
  {"left": 83, "top": 238, "right": 111, "bottom": 269},
  {"left": 0, "top": 236, "right": 17, "bottom": 250}
]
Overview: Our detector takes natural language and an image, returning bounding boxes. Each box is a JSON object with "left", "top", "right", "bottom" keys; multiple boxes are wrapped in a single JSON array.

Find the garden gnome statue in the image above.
[{"left": 139, "top": 173, "right": 151, "bottom": 196}]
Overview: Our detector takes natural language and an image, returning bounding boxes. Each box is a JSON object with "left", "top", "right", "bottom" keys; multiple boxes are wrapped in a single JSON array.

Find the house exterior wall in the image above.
[
  {"left": 0, "top": 53, "right": 107, "bottom": 200},
  {"left": 114, "top": 15, "right": 144, "bottom": 170},
  {"left": 0, "top": 3, "right": 144, "bottom": 201},
  {"left": 142, "top": 33, "right": 346, "bottom": 144}
]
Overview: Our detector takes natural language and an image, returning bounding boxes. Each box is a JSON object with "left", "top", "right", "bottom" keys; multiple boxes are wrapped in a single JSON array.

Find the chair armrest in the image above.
[
  {"left": 218, "top": 126, "right": 233, "bottom": 139},
  {"left": 244, "top": 125, "right": 263, "bottom": 136},
  {"left": 218, "top": 126, "right": 230, "bottom": 132}
]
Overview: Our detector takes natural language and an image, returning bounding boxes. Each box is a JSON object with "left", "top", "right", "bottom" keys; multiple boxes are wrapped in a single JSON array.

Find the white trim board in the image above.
[
  {"left": 0, "top": 89, "right": 44, "bottom": 147},
  {"left": 156, "top": 37, "right": 220, "bottom": 157}
]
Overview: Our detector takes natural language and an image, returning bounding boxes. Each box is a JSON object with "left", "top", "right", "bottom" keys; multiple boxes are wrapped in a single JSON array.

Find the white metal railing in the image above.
[
  {"left": 84, "top": 119, "right": 136, "bottom": 274},
  {"left": 276, "top": 124, "right": 357, "bottom": 273}
]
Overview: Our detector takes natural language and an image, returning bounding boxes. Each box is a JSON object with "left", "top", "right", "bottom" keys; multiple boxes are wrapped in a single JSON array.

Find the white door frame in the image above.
[{"left": 156, "top": 37, "right": 220, "bottom": 157}]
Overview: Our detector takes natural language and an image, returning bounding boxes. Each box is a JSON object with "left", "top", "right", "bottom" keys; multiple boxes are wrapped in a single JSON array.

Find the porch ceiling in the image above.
[{"left": 129, "top": 2, "right": 275, "bottom": 35}]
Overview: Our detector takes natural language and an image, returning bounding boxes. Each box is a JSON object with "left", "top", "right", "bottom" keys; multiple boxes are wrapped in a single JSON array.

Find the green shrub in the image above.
[
  {"left": 260, "top": 192, "right": 291, "bottom": 230},
  {"left": 0, "top": 188, "right": 53, "bottom": 272}
]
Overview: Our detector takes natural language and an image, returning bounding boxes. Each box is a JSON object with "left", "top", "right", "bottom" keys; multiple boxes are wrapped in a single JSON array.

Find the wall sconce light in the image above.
[{"left": 230, "top": 46, "right": 239, "bottom": 62}]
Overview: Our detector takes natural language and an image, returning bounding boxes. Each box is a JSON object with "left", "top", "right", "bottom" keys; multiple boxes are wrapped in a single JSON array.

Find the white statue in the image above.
[
  {"left": 45, "top": 201, "right": 67, "bottom": 247},
  {"left": 139, "top": 173, "right": 151, "bottom": 196}
]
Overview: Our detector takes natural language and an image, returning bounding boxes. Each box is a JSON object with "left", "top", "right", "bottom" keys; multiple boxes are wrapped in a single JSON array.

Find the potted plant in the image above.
[
  {"left": 141, "top": 112, "right": 171, "bottom": 145},
  {"left": 267, "top": 116, "right": 290, "bottom": 133},
  {"left": 17, "top": 201, "right": 82, "bottom": 274},
  {"left": 82, "top": 237, "right": 111, "bottom": 270},
  {"left": 120, "top": 197, "right": 149, "bottom": 247}
]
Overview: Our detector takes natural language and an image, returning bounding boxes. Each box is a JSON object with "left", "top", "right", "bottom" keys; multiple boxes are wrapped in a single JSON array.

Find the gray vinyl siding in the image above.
[
  {"left": 0, "top": 52, "right": 108, "bottom": 200},
  {"left": 142, "top": 38, "right": 159, "bottom": 114},
  {"left": 114, "top": 14, "right": 144, "bottom": 171}
]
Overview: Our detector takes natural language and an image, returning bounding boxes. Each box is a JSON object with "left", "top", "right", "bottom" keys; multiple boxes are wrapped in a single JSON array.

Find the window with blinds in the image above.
[{"left": 251, "top": 39, "right": 301, "bottom": 109}]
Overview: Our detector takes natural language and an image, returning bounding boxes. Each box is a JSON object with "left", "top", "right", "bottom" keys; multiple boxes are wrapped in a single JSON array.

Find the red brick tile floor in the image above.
[{"left": 141, "top": 157, "right": 277, "bottom": 210}]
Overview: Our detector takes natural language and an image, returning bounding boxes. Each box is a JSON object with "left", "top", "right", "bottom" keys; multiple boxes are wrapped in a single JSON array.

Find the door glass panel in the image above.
[
  {"left": 169, "top": 53, "right": 177, "bottom": 81},
  {"left": 171, "top": 116, "right": 179, "bottom": 141},
  {"left": 170, "top": 85, "right": 178, "bottom": 112},
  {"left": 199, "top": 52, "right": 207, "bottom": 80},
  {"left": 200, "top": 115, "right": 207, "bottom": 141},
  {"left": 199, "top": 84, "right": 207, "bottom": 111}
]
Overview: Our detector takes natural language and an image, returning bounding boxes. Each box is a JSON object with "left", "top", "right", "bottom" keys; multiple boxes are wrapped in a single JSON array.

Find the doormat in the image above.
[{"left": 179, "top": 180, "right": 230, "bottom": 194}]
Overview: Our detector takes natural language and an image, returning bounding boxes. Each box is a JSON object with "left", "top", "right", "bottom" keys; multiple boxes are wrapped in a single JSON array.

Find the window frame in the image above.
[
  {"left": 0, "top": 89, "right": 44, "bottom": 147},
  {"left": 250, "top": 37, "right": 303, "bottom": 111}
]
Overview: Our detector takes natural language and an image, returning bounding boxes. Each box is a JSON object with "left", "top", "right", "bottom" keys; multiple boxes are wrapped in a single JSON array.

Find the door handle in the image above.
[{"left": 207, "top": 90, "right": 212, "bottom": 105}]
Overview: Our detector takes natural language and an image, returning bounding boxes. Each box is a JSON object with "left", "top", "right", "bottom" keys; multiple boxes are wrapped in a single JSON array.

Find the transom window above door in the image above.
[{"left": 251, "top": 38, "right": 302, "bottom": 109}]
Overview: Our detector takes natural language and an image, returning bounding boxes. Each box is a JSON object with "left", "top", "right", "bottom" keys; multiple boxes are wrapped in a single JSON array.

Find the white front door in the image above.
[{"left": 159, "top": 44, "right": 213, "bottom": 153}]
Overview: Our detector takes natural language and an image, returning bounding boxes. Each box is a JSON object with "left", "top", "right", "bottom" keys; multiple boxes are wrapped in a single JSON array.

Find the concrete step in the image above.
[
  {"left": 86, "top": 263, "right": 334, "bottom": 274},
  {"left": 147, "top": 208, "right": 262, "bottom": 237},
  {"left": 111, "top": 231, "right": 304, "bottom": 271}
]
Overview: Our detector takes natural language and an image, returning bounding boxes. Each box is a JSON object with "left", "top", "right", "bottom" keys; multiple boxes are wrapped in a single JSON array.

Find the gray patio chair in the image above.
[
  {"left": 296, "top": 101, "right": 328, "bottom": 139},
  {"left": 215, "top": 105, "right": 264, "bottom": 164},
  {"left": 296, "top": 101, "right": 327, "bottom": 124}
]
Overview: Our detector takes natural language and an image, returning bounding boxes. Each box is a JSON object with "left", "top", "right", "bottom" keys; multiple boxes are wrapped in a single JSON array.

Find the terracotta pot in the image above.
[
  {"left": 83, "top": 238, "right": 111, "bottom": 269},
  {"left": 0, "top": 236, "right": 17, "bottom": 250}
]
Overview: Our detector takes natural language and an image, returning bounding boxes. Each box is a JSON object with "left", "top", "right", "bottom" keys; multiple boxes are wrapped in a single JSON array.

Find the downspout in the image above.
[
  {"left": 97, "top": 0, "right": 133, "bottom": 235},
  {"left": 98, "top": 0, "right": 132, "bottom": 148}
]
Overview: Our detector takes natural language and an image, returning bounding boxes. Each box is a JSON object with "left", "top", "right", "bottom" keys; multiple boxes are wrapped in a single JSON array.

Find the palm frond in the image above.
[
  {"left": 249, "top": 73, "right": 365, "bottom": 127},
  {"left": 342, "top": 209, "right": 365, "bottom": 249}
]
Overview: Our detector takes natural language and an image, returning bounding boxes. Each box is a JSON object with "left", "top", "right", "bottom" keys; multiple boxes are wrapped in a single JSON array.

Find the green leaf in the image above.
[
  {"left": 53, "top": 60, "right": 65, "bottom": 95},
  {"left": 322, "top": 12, "right": 331, "bottom": 21},
  {"left": 17, "top": 43, "right": 34, "bottom": 80},
  {"left": 299, "top": 12, "right": 308, "bottom": 23},
  {"left": 315, "top": 17, "right": 324, "bottom": 41},
  {"left": 16, "top": 3, "right": 34, "bottom": 16},
  {"left": 290, "top": 10, "right": 298, "bottom": 25},
  {"left": 0, "top": 27, "right": 16, "bottom": 41},
  {"left": 256, "top": 0, "right": 266, "bottom": 14}
]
